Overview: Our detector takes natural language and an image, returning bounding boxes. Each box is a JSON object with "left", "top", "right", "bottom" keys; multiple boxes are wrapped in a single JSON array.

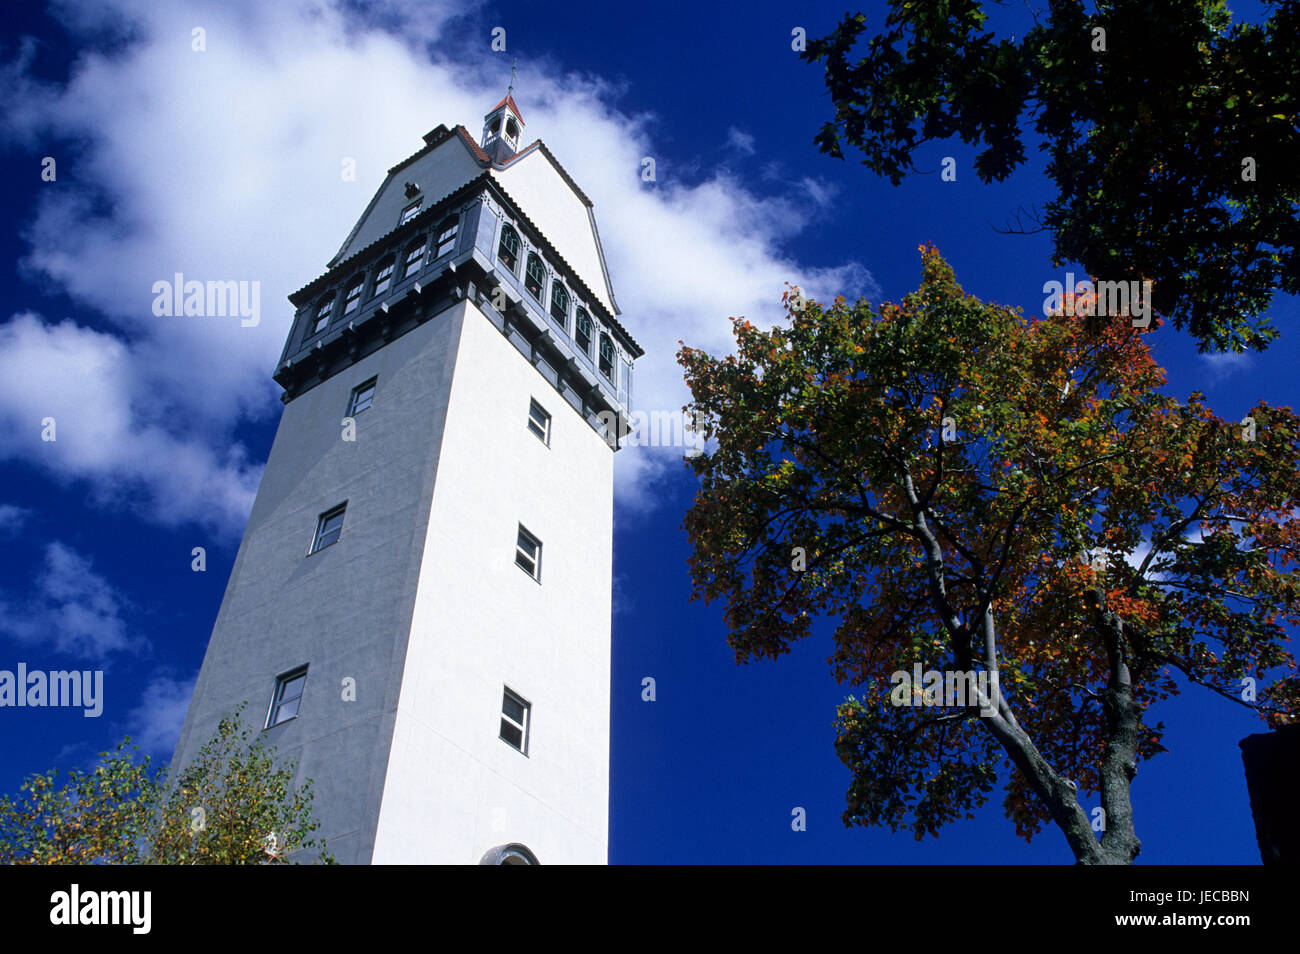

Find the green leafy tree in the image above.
[
  {"left": 0, "top": 739, "right": 157, "bottom": 864},
  {"left": 802, "top": 0, "right": 1300, "bottom": 353},
  {"left": 0, "top": 703, "right": 333, "bottom": 864},
  {"left": 151, "top": 704, "right": 333, "bottom": 864},
  {"left": 677, "top": 247, "right": 1300, "bottom": 863}
]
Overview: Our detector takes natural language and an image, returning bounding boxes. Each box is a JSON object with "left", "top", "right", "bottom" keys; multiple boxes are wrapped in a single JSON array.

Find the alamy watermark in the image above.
[
  {"left": 50, "top": 884, "right": 150, "bottom": 934},
  {"left": 0, "top": 664, "right": 103, "bottom": 717},
  {"left": 1042, "top": 272, "right": 1153, "bottom": 328},
  {"left": 151, "top": 273, "right": 260, "bottom": 326},
  {"left": 890, "top": 664, "right": 1000, "bottom": 717},
  {"left": 598, "top": 409, "right": 705, "bottom": 456}
]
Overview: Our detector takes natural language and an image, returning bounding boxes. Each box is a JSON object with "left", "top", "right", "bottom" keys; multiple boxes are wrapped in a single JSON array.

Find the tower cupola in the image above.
[{"left": 481, "top": 93, "right": 524, "bottom": 163}]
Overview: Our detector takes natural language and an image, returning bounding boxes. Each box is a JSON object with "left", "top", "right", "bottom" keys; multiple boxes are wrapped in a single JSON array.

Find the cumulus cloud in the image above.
[
  {"left": 1, "top": 0, "right": 873, "bottom": 525},
  {"left": 0, "top": 313, "right": 261, "bottom": 532},
  {"left": 0, "top": 541, "right": 142, "bottom": 659},
  {"left": 126, "top": 671, "right": 197, "bottom": 756}
]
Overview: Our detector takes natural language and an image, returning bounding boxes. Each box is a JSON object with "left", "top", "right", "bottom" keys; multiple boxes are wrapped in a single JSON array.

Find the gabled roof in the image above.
[{"left": 323, "top": 118, "right": 627, "bottom": 335}]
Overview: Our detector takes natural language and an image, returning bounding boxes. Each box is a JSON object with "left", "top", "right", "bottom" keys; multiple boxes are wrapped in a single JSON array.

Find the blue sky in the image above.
[{"left": 0, "top": 0, "right": 1294, "bottom": 863}]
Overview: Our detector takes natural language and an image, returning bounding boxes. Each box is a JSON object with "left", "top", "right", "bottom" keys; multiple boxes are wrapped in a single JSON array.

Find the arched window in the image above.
[
  {"left": 401, "top": 238, "right": 426, "bottom": 280},
  {"left": 435, "top": 216, "right": 458, "bottom": 258},
  {"left": 549, "top": 282, "right": 570, "bottom": 329},
  {"left": 497, "top": 224, "right": 520, "bottom": 274},
  {"left": 311, "top": 295, "right": 335, "bottom": 335},
  {"left": 524, "top": 252, "right": 546, "bottom": 301},
  {"left": 371, "top": 256, "right": 395, "bottom": 297},
  {"left": 341, "top": 275, "right": 364, "bottom": 317},
  {"left": 479, "top": 843, "right": 539, "bottom": 865},
  {"left": 574, "top": 308, "right": 592, "bottom": 356},
  {"left": 599, "top": 333, "right": 615, "bottom": 380}
]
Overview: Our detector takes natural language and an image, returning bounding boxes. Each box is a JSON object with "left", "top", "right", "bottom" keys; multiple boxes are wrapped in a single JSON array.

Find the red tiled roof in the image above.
[
  {"left": 488, "top": 93, "right": 523, "bottom": 122},
  {"left": 454, "top": 125, "right": 492, "bottom": 163}
]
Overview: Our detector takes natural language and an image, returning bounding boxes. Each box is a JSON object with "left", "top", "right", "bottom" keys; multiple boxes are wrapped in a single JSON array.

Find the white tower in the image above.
[{"left": 170, "top": 95, "right": 641, "bottom": 864}]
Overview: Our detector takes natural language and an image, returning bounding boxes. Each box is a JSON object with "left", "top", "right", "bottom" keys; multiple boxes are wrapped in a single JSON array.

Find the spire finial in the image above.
[{"left": 507, "top": 57, "right": 517, "bottom": 97}]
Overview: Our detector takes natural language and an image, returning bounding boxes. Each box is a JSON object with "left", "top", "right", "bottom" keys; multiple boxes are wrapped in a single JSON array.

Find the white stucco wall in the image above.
[{"left": 371, "top": 299, "right": 614, "bottom": 864}]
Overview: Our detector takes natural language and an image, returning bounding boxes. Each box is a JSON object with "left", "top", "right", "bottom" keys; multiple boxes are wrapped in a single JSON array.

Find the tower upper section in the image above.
[{"left": 275, "top": 100, "right": 641, "bottom": 447}]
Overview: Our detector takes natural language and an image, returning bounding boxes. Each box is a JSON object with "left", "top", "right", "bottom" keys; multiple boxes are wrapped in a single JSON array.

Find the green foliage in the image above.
[
  {"left": 151, "top": 703, "right": 333, "bottom": 865},
  {"left": 802, "top": 0, "right": 1300, "bottom": 353},
  {"left": 0, "top": 739, "right": 158, "bottom": 864},
  {"left": 0, "top": 703, "right": 334, "bottom": 865}
]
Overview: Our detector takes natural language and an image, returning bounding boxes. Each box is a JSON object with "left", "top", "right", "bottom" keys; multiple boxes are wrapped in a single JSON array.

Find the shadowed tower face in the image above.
[{"left": 170, "top": 97, "right": 642, "bottom": 865}]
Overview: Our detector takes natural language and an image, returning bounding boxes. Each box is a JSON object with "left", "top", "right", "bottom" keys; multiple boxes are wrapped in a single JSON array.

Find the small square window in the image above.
[
  {"left": 267, "top": 666, "right": 308, "bottom": 728},
  {"left": 399, "top": 201, "right": 422, "bottom": 225},
  {"left": 515, "top": 525, "right": 541, "bottom": 581},
  {"left": 527, "top": 399, "right": 551, "bottom": 445},
  {"left": 499, "top": 687, "right": 530, "bottom": 754},
  {"left": 348, "top": 378, "right": 377, "bottom": 416},
  {"left": 311, "top": 504, "right": 347, "bottom": 554}
]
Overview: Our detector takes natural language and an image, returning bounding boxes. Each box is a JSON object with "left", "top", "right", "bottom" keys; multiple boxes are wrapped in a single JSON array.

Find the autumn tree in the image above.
[
  {"left": 801, "top": 0, "right": 1300, "bottom": 353},
  {"left": 0, "top": 704, "right": 332, "bottom": 864},
  {"left": 677, "top": 247, "right": 1300, "bottom": 863}
]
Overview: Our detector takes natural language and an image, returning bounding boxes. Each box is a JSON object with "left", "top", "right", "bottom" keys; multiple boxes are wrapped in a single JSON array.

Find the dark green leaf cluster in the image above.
[{"left": 804, "top": 0, "right": 1300, "bottom": 352}]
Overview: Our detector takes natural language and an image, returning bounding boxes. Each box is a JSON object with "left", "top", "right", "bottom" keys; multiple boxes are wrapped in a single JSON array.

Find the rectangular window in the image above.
[
  {"left": 348, "top": 378, "right": 377, "bottom": 416},
  {"left": 515, "top": 524, "right": 541, "bottom": 581},
  {"left": 312, "top": 296, "right": 334, "bottom": 335},
  {"left": 311, "top": 503, "right": 347, "bottom": 554},
  {"left": 435, "top": 217, "right": 458, "bottom": 258},
  {"left": 267, "top": 666, "right": 308, "bottom": 728},
  {"left": 372, "top": 259, "right": 395, "bottom": 297},
  {"left": 341, "top": 276, "right": 363, "bottom": 316},
  {"left": 399, "top": 201, "right": 422, "bottom": 225},
  {"left": 526, "top": 399, "right": 551, "bottom": 445},
  {"left": 499, "top": 687, "right": 530, "bottom": 754},
  {"left": 402, "top": 241, "right": 426, "bottom": 280}
]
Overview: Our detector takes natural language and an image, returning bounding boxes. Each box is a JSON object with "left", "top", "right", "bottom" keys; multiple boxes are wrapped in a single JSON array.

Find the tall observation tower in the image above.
[{"left": 170, "top": 93, "right": 641, "bottom": 865}]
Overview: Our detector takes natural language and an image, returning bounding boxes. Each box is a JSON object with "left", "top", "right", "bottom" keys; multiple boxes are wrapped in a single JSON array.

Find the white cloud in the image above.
[
  {"left": 126, "top": 672, "right": 197, "bottom": 756},
  {"left": 1199, "top": 351, "right": 1251, "bottom": 383},
  {"left": 0, "top": 313, "right": 261, "bottom": 533},
  {"left": 1, "top": 0, "right": 873, "bottom": 525},
  {"left": 0, "top": 541, "right": 142, "bottom": 659}
]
